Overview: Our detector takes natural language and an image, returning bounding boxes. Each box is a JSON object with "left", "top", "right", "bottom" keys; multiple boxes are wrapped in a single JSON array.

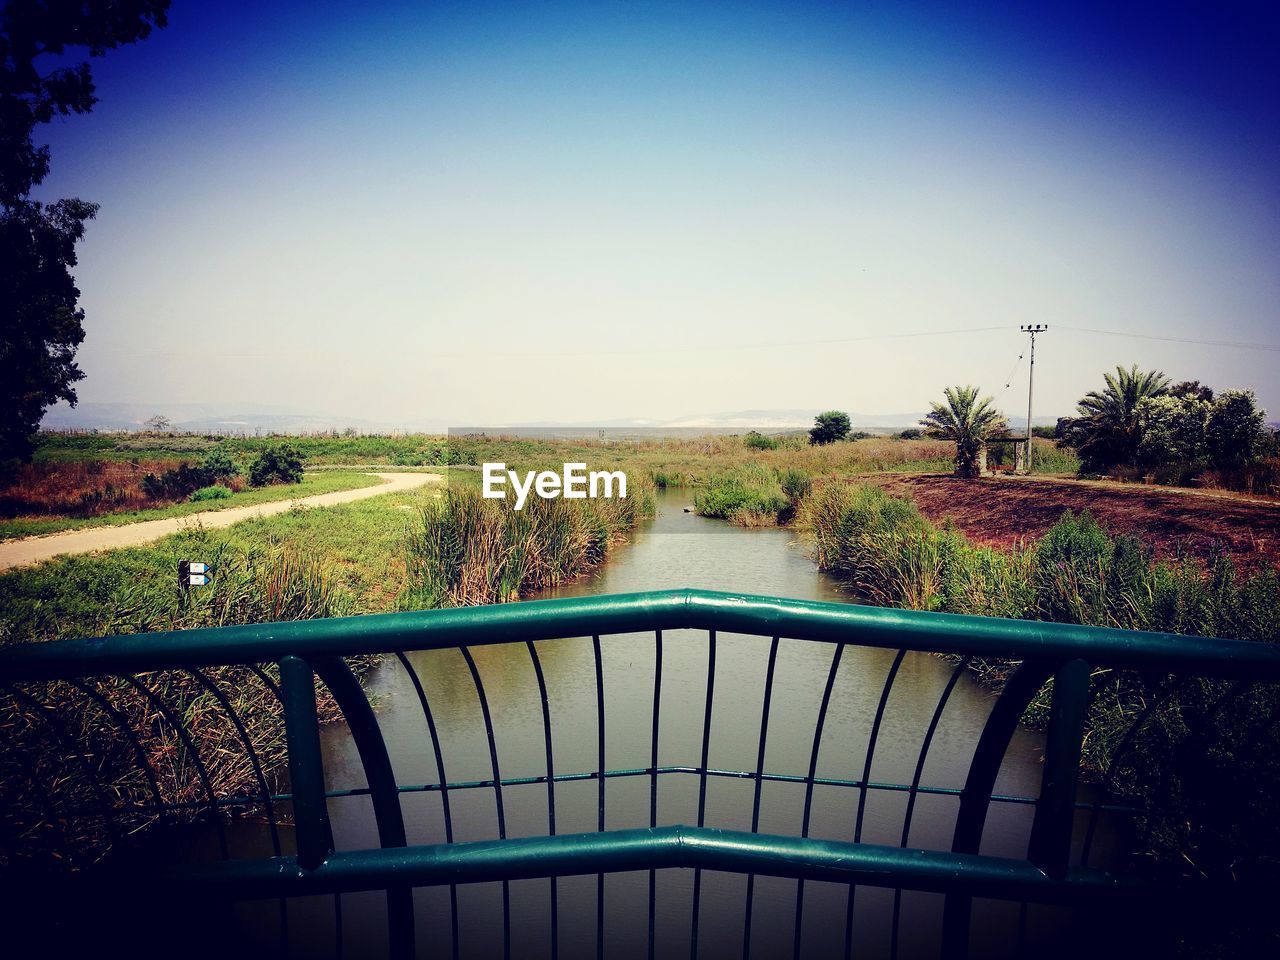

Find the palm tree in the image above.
[
  {"left": 921, "top": 386, "right": 1008, "bottom": 478},
  {"left": 1062, "top": 365, "right": 1169, "bottom": 472}
]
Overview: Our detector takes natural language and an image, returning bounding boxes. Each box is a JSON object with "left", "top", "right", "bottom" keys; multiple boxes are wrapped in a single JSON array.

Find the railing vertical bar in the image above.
[
  {"left": 187, "top": 667, "right": 291, "bottom": 946},
  {"left": 394, "top": 652, "right": 459, "bottom": 960},
  {"left": 592, "top": 634, "right": 606, "bottom": 960},
  {"left": 1027, "top": 658, "right": 1091, "bottom": 879},
  {"left": 890, "top": 657, "right": 970, "bottom": 960},
  {"left": 794, "top": 642, "right": 846, "bottom": 960},
  {"left": 120, "top": 673, "right": 229, "bottom": 858},
  {"left": 845, "top": 648, "right": 907, "bottom": 960},
  {"left": 690, "top": 629, "right": 717, "bottom": 960},
  {"left": 187, "top": 668, "right": 282, "bottom": 852},
  {"left": 939, "top": 659, "right": 1054, "bottom": 957},
  {"left": 742, "top": 636, "right": 780, "bottom": 960},
  {"left": 248, "top": 664, "right": 283, "bottom": 702},
  {"left": 459, "top": 645, "right": 509, "bottom": 960},
  {"left": 312, "top": 657, "right": 413, "bottom": 960},
  {"left": 278, "top": 655, "right": 334, "bottom": 871},
  {"left": 526, "top": 641, "right": 559, "bottom": 960},
  {"left": 648, "top": 629, "right": 663, "bottom": 960}
]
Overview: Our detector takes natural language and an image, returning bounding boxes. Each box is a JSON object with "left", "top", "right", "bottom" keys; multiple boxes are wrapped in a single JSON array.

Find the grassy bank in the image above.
[
  {"left": 32, "top": 430, "right": 1080, "bottom": 480},
  {"left": 0, "top": 470, "right": 384, "bottom": 541},
  {"left": 404, "top": 479, "right": 655, "bottom": 607},
  {"left": 0, "top": 471, "right": 656, "bottom": 863},
  {"left": 801, "top": 480, "right": 1280, "bottom": 890},
  {"left": 693, "top": 463, "right": 810, "bottom": 525}
]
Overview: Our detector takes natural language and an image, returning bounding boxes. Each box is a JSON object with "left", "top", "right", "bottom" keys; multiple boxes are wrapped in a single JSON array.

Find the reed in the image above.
[
  {"left": 402, "top": 479, "right": 655, "bottom": 608},
  {"left": 802, "top": 479, "right": 1280, "bottom": 882},
  {"left": 0, "top": 542, "right": 367, "bottom": 867}
]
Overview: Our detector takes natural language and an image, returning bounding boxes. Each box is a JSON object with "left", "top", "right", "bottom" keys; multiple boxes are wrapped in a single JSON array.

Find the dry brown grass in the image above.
[{"left": 0, "top": 459, "right": 190, "bottom": 519}]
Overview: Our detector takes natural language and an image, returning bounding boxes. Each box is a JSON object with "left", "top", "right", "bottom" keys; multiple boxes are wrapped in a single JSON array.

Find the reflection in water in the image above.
[{"left": 238, "top": 489, "right": 1114, "bottom": 957}]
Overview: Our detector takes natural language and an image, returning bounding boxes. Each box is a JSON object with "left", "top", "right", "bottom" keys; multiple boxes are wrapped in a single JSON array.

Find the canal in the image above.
[{"left": 278, "top": 488, "right": 1098, "bottom": 958}]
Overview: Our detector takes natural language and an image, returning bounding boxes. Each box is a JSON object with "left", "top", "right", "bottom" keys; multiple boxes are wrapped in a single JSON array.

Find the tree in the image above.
[
  {"left": 921, "top": 385, "right": 1008, "bottom": 478},
  {"left": 1205, "top": 390, "right": 1268, "bottom": 471},
  {"left": 1136, "top": 394, "right": 1209, "bottom": 467},
  {"left": 809, "top": 410, "right": 851, "bottom": 446},
  {"left": 0, "top": 1, "right": 169, "bottom": 464},
  {"left": 1170, "top": 380, "right": 1215, "bottom": 403},
  {"left": 1059, "top": 365, "right": 1170, "bottom": 473},
  {"left": 143, "top": 414, "right": 170, "bottom": 432},
  {"left": 249, "top": 444, "right": 306, "bottom": 486}
]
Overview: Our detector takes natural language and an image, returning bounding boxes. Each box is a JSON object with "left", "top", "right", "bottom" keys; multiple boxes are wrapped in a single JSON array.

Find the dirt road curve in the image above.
[{"left": 0, "top": 472, "right": 442, "bottom": 572}]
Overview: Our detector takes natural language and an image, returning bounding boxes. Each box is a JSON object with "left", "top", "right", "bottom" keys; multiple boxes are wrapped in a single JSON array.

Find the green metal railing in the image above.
[{"left": 2, "top": 588, "right": 1278, "bottom": 958}]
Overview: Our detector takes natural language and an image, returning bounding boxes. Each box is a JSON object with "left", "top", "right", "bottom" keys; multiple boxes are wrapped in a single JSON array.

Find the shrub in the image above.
[
  {"left": 694, "top": 464, "right": 792, "bottom": 524},
  {"left": 744, "top": 431, "right": 779, "bottom": 450},
  {"left": 248, "top": 444, "right": 305, "bottom": 486},
  {"left": 1206, "top": 389, "right": 1268, "bottom": 471},
  {"left": 809, "top": 410, "right": 851, "bottom": 446},
  {"left": 199, "top": 450, "right": 239, "bottom": 482},
  {"left": 189, "top": 485, "right": 232, "bottom": 502}
]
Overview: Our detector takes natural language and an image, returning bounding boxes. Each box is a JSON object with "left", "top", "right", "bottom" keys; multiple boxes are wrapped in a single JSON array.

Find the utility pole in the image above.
[{"left": 1019, "top": 324, "right": 1048, "bottom": 473}]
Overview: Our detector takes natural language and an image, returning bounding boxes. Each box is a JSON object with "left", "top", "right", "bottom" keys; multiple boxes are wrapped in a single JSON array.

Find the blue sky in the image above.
[{"left": 34, "top": 1, "right": 1280, "bottom": 425}]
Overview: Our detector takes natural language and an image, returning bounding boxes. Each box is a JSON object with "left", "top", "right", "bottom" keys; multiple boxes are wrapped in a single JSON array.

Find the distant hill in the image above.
[
  {"left": 41, "top": 403, "right": 1064, "bottom": 436},
  {"left": 40, "top": 402, "right": 447, "bottom": 435}
]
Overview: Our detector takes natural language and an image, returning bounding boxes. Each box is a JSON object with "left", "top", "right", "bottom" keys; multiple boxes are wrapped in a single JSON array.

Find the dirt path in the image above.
[
  {"left": 869, "top": 473, "right": 1280, "bottom": 572},
  {"left": 0, "top": 472, "right": 442, "bottom": 572}
]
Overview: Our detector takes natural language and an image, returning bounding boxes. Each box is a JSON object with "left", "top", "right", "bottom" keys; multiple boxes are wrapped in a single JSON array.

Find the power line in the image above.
[
  {"left": 97, "top": 325, "right": 1012, "bottom": 361},
  {"left": 1056, "top": 324, "right": 1280, "bottom": 352}
]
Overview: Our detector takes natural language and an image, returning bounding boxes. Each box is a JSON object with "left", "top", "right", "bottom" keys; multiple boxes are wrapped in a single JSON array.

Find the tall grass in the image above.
[
  {"left": 402, "top": 480, "right": 655, "bottom": 608},
  {"left": 802, "top": 480, "right": 1280, "bottom": 896},
  {"left": 0, "top": 537, "right": 365, "bottom": 867},
  {"left": 693, "top": 463, "right": 793, "bottom": 526}
]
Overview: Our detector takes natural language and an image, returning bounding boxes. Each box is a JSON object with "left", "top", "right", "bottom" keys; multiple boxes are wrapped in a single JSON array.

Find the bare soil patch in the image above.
[{"left": 869, "top": 474, "right": 1280, "bottom": 572}]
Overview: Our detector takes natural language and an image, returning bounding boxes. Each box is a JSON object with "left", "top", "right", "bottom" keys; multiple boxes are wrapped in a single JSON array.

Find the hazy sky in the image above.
[{"left": 34, "top": 1, "right": 1280, "bottom": 426}]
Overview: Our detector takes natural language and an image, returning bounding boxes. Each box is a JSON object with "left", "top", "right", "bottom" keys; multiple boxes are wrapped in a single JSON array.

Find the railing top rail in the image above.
[{"left": 2, "top": 588, "right": 1278, "bottom": 682}]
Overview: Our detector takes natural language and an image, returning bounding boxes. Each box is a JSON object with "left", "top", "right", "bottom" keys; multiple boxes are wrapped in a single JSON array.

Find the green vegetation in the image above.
[
  {"left": 403, "top": 480, "right": 655, "bottom": 607},
  {"left": 0, "top": 4, "right": 169, "bottom": 465},
  {"left": 189, "top": 484, "right": 232, "bottom": 502},
  {"left": 808, "top": 410, "right": 851, "bottom": 445},
  {"left": 31, "top": 429, "right": 1015, "bottom": 485},
  {"left": 0, "top": 470, "right": 382, "bottom": 541},
  {"left": 248, "top": 443, "right": 305, "bottom": 486},
  {"left": 801, "top": 480, "right": 1280, "bottom": 893},
  {"left": 140, "top": 449, "right": 240, "bottom": 500},
  {"left": 1059, "top": 367, "right": 1278, "bottom": 493},
  {"left": 0, "top": 539, "right": 364, "bottom": 863},
  {"left": 693, "top": 463, "right": 808, "bottom": 526},
  {"left": 744, "top": 430, "right": 779, "bottom": 450},
  {"left": 922, "top": 385, "right": 1009, "bottom": 477},
  {"left": 804, "top": 481, "right": 1279, "bottom": 637},
  {"left": 0, "top": 468, "right": 656, "bottom": 859}
]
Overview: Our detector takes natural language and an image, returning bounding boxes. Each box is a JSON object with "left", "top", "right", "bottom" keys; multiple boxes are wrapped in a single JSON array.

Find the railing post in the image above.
[
  {"left": 279, "top": 655, "right": 334, "bottom": 870},
  {"left": 1028, "top": 658, "right": 1091, "bottom": 879},
  {"left": 941, "top": 660, "right": 1055, "bottom": 957}
]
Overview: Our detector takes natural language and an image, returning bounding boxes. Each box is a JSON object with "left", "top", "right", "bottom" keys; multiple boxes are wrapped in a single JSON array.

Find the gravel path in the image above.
[{"left": 0, "top": 472, "right": 442, "bottom": 572}]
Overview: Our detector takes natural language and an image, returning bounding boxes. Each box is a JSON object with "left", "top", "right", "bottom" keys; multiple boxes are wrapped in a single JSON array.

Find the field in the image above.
[
  {"left": 28, "top": 429, "right": 1076, "bottom": 476},
  {"left": 0, "top": 470, "right": 384, "bottom": 541},
  {"left": 870, "top": 473, "right": 1280, "bottom": 572}
]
